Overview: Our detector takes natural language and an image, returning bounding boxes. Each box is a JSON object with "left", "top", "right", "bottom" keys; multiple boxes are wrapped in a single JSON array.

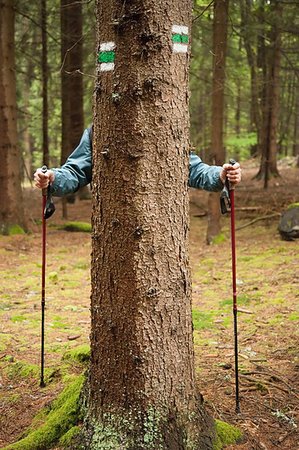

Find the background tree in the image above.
[
  {"left": 0, "top": 0, "right": 25, "bottom": 234},
  {"left": 206, "top": 0, "right": 229, "bottom": 244},
  {"left": 41, "top": 0, "right": 49, "bottom": 167},
  {"left": 255, "top": 0, "right": 282, "bottom": 186},
  {"left": 84, "top": 0, "right": 217, "bottom": 447},
  {"left": 60, "top": 0, "right": 84, "bottom": 216}
]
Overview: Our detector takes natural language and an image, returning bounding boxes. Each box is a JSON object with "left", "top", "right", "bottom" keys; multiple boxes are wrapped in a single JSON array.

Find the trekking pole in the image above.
[
  {"left": 220, "top": 159, "right": 240, "bottom": 414},
  {"left": 40, "top": 166, "right": 55, "bottom": 388},
  {"left": 40, "top": 166, "right": 47, "bottom": 388}
]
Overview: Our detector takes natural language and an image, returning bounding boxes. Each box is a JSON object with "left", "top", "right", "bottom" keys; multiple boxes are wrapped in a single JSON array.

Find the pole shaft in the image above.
[
  {"left": 40, "top": 193, "right": 46, "bottom": 388},
  {"left": 230, "top": 189, "right": 240, "bottom": 413}
]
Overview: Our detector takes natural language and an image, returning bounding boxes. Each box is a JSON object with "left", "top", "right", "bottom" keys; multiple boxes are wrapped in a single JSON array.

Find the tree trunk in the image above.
[
  {"left": 240, "top": 0, "right": 262, "bottom": 154},
  {"left": 206, "top": 0, "right": 229, "bottom": 244},
  {"left": 293, "top": 86, "right": 299, "bottom": 165},
  {"left": 41, "top": 0, "right": 49, "bottom": 167},
  {"left": 235, "top": 81, "right": 241, "bottom": 138},
  {"left": 83, "top": 1, "right": 215, "bottom": 448},
  {"left": 21, "top": 57, "right": 35, "bottom": 183},
  {"left": 60, "top": 0, "right": 84, "bottom": 217},
  {"left": 255, "top": 0, "right": 281, "bottom": 185},
  {"left": 0, "top": 0, "right": 25, "bottom": 234}
]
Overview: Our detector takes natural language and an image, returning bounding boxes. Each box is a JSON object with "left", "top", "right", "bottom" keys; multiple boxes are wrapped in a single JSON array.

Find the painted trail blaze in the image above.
[
  {"left": 98, "top": 42, "right": 115, "bottom": 72},
  {"left": 172, "top": 25, "right": 189, "bottom": 53}
]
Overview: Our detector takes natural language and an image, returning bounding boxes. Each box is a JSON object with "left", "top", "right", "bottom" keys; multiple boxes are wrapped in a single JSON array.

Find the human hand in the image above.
[
  {"left": 220, "top": 162, "right": 241, "bottom": 186},
  {"left": 34, "top": 168, "right": 55, "bottom": 190}
]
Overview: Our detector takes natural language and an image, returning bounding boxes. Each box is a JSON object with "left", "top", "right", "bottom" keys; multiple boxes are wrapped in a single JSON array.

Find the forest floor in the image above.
[{"left": 0, "top": 158, "right": 298, "bottom": 450}]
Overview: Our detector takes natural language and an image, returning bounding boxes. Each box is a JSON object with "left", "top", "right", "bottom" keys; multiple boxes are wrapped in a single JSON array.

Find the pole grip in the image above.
[
  {"left": 228, "top": 159, "right": 236, "bottom": 191},
  {"left": 41, "top": 165, "right": 47, "bottom": 196}
]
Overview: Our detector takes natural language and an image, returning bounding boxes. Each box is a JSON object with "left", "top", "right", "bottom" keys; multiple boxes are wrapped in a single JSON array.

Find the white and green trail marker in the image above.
[
  {"left": 98, "top": 42, "right": 115, "bottom": 72},
  {"left": 172, "top": 25, "right": 189, "bottom": 53}
]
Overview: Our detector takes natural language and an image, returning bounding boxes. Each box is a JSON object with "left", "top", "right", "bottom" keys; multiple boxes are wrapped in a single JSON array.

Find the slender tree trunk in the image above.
[
  {"left": 41, "top": 0, "right": 49, "bottom": 167},
  {"left": 82, "top": 1, "right": 215, "bottom": 448},
  {"left": 0, "top": 0, "right": 25, "bottom": 234},
  {"left": 293, "top": 86, "right": 299, "bottom": 166},
  {"left": 235, "top": 81, "right": 241, "bottom": 137},
  {"left": 240, "top": 0, "right": 262, "bottom": 155},
  {"left": 22, "top": 55, "right": 35, "bottom": 183},
  {"left": 60, "top": 0, "right": 84, "bottom": 217},
  {"left": 206, "top": 0, "right": 229, "bottom": 244},
  {"left": 255, "top": 0, "right": 281, "bottom": 185}
]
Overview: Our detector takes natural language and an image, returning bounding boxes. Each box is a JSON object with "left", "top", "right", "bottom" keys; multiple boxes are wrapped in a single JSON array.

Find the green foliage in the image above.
[
  {"left": 226, "top": 133, "right": 257, "bottom": 160},
  {"left": 2, "top": 375, "right": 84, "bottom": 450},
  {"left": 15, "top": 0, "right": 95, "bottom": 170}
]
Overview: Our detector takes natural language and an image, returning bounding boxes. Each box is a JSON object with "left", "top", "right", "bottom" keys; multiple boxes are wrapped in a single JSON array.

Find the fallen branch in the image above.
[
  {"left": 240, "top": 374, "right": 299, "bottom": 399},
  {"left": 241, "top": 370, "right": 294, "bottom": 391},
  {"left": 236, "top": 213, "right": 281, "bottom": 231}
]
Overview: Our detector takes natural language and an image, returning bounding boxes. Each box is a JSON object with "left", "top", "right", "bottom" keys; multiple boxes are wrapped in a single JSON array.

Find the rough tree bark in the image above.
[
  {"left": 83, "top": 0, "right": 216, "bottom": 448},
  {"left": 206, "top": 0, "right": 229, "bottom": 244},
  {"left": 0, "top": 0, "right": 25, "bottom": 234}
]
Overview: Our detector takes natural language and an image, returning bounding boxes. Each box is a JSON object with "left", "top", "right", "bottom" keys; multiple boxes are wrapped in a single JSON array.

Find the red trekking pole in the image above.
[
  {"left": 40, "top": 166, "right": 55, "bottom": 388},
  {"left": 220, "top": 159, "right": 240, "bottom": 414}
]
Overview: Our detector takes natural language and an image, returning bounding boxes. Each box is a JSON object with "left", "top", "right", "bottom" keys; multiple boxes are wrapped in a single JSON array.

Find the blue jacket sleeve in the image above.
[
  {"left": 50, "top": 128, "right": 92, "bottom": 197},
  {"left": 50, "top": 136, "right": 222, "bottom": 196},
  {"left": 188, "top": 153, "right": 223, "bottom": 192}
]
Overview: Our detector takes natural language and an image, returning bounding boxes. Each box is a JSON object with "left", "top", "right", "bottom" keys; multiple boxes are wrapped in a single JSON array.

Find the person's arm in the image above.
[
  {"left": 188, "top": 153, "right": 223, "bottom": 192},
  {"left": 34, "top": 128, "right": 92, "bottom": 197},
  {"left": 188, "top": 153, "right": 241, "bottom": 191},
  {"left": 51, "top": 128, "right": 92, "bottom": 196}
]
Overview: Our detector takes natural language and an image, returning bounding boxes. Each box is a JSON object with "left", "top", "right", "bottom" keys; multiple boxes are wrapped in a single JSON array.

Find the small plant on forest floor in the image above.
[{"left": 272, "top": 409, "right": 297, "bottom": 429}]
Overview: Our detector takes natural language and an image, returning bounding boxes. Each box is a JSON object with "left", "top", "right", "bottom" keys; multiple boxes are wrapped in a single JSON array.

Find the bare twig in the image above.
[
  {"left": 236, "top": 213, "right": 281, "bottom": 231},
  {"left": 193, "top": 0, "right": 215, "bottom": 23}
]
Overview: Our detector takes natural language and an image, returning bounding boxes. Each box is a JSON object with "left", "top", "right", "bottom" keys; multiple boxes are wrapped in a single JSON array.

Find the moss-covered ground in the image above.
[{"left": 0, "top": 161, "right": 298, "bottom": 449}]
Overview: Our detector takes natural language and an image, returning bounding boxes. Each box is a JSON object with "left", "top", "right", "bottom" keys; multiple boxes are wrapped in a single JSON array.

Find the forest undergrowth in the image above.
[{"left": 0, "top": 159, "right": 298, "bottom": 449}]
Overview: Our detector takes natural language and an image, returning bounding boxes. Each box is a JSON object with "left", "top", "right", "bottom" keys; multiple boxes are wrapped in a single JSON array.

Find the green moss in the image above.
[
  {"left": 287, "top": 202, "right": 299, "bottom": 209},
  {"left": 48, "top": 271, "right": 58, "bottom": 282},
  {"left": 4, "top": 360, "right": 59, "bottom": 383},
  {"left": 10, "top": 315, "right": 28, "bottom": 323},
  {"left": 213, "top": 419, "right": 242, "bottom": 450},
  {"left": 5, "top": 393, "right": 21, "bottom": 404},
  {"left": 192, "top": 309, "right": 215, "bottom": 330},
  {"left": 5, "top": 361, "right": 39, "bottom": 379},
  {"left": 2, "top": 375, "right": 84, "bottom": 450},
  {"left": 59, "top": 221, "right": 91, "bottom": 232},
  {"left": 59, "top": 425, "right": 81, "bottom": 447},
  {"left": 0, "top": 334, "right": 13, "bottom": 352},
  {"left": 50, "top": 315, "right": 69, "bottom": 329},
  {"left": 73, "top": 259, "right": 89, "bottom": 270},
  {"left": 289, "top": 312, "right": 299, "bottom": 321},
  {"left": 63, "top": 344, "right": 90, "bottom": 364},
  {"left": 7, "top": 225, "right": 26, "bottom": 236},
  {"left": 211, "top": 233, "right": 226, "bottom": 244}
]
